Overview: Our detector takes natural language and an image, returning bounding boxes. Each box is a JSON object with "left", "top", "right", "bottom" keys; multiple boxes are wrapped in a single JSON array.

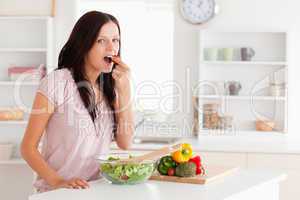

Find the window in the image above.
[{"left": 78, "top": 0, "right": 174, "bottom": 113}]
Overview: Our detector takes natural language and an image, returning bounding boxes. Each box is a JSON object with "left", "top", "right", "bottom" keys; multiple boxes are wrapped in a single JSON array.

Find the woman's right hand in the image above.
[{"left": 53, "top": 178, "right": 90, "bottom": 189}]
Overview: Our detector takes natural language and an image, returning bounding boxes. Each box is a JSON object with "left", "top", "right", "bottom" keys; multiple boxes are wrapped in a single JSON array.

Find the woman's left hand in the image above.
[{"left": 111, "top": 56, "right": 131, "bottom": 94}]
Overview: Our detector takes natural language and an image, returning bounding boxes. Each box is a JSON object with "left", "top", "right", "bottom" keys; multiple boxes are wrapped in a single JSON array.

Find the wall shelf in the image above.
[
  {"left": 198, "top": 95, "right": 286, "bottom": 101},
  {"left": 0, "top": 16, "right": 51, "bottom": 20},
  {"left": 0, "top": 120, "right": 28, "bottom": 125},
  {"left": 0, "top": 81, "right": 39, "bottom": 86},
  {"left": 0, "top": 158, "right": 26, "bottom": 165},
  {"left": 198, "top": 129, "right": 285, "bottom": 135},
  {"left": 200, "top": 61, "right": 287, "bottom": 66},
  {"left": 195, "top": 31, "right": 288, "bottom": 135},
  {"left": 0, "top": 48, "right": 47, "bottom": 52}
]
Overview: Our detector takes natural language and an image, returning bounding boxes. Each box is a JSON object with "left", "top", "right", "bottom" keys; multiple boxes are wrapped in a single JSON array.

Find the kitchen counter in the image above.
[
  {"left": 111, "top": 133, "right": 300, "bottom": 154},
  {"left": 29, "top": 169, "right": 286, "bottom": 200}
]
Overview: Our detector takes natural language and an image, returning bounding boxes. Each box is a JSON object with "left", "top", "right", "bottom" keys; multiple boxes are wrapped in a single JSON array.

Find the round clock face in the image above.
[{"left": 181, "top": 0, "right": 216, "bottom": 24}]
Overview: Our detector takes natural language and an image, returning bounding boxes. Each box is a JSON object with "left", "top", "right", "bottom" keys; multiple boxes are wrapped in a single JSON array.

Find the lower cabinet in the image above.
[
  {"left": 199, "top": 152, "right": 247, "bottom": 168},
  {"left": 121, "top": 149, "right": 299, "bottom": 200},
  {"left": 247, "top": 153, "right": 300, "bottom": 200},
  {"left": 200, "top": 152, "right": 300, "bottom": 200},
  {"left": 0, "top": 164, "right": 34, "bottom": 200}
]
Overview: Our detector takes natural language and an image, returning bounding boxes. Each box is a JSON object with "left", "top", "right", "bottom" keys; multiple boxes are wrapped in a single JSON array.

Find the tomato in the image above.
[
  {"left": 167, "top": 168, "right": 175, "bottom": 176},
  {"left": 121, "top": 175, "right": 129, "bottom": 180}
]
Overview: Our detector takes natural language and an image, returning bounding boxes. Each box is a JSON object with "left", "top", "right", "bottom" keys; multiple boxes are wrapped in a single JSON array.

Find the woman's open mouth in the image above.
[{"left": 104, "top": 56, "right": 113, "bottom": 64}]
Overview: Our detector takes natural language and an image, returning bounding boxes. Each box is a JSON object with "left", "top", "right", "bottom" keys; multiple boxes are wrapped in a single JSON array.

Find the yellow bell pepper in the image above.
[{"left": 172, "top": 143, "right": 193, "bottom": 163}]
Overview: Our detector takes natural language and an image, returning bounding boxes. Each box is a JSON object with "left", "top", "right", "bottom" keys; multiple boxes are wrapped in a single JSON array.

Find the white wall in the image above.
[
  {"left": 53, "top": 0, "right": 79, "bottom": 68},
  {"left": 53, "top": 0, "right": 300, "bottom": 137},
  {"left": 172, "top": 0, "right": 300, "bottom": 137}
]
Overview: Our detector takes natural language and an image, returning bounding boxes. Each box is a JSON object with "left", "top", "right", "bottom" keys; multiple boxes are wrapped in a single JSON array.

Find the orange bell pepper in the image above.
[{"left": 172, "top": 143, "right": 193, "bottom": 163}]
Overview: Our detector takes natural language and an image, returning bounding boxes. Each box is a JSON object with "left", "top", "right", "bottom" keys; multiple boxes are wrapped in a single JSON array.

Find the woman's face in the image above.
[{"left": 86, "top": 21, "right": 120, "bottom": 73}]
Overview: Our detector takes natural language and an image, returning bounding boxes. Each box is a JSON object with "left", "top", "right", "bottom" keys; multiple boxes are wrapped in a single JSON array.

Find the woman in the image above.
[{"left": 21, "top": 11, "right": 134, "bottom": 192}]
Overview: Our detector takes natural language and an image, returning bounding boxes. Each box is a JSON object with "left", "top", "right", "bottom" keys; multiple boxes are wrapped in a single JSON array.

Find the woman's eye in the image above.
[
  {"left": 97, "top": 39, "right": 105, "bottom": 44},
  {"left": 112, "top": 39, "right": 120, "bottom": 43}
]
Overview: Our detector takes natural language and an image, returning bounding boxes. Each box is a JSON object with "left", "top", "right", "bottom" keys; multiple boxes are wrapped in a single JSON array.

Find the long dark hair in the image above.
[{"left": 57, "top": 11, "right": 120, "bottom": 128}]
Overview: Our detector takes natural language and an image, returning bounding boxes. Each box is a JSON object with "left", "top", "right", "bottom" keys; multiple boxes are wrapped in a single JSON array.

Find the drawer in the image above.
[
  {"left": 248, "top": 153, "right": 300, "bottom": 170},
  {"left": 197, "top": 152, "right": 247, "bottom": 168}
]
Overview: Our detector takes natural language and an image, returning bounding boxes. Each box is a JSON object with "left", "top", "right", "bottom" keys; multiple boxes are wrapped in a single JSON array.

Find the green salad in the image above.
[{"left": 99, "top": 156, "right": 155, "bottom": 184}]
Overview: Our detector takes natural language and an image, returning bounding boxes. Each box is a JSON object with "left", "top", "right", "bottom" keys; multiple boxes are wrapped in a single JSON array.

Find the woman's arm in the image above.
[
  {"left": 21, "top": 93, "right": 89, "bottom": 189},
  {"left": 112, "top": 56, "right": 134, "bottom": 150},
  {"left": 114, "top": 88, "right": 134, "bottom": 150},
  {"left": 21, "top": 93, "right": 62, "bottom": 186}
]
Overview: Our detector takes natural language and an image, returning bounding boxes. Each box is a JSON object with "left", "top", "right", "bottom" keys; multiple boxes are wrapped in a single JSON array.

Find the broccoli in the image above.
[{"left": 175, "top": 162, "right": 196, "bottom": 177}]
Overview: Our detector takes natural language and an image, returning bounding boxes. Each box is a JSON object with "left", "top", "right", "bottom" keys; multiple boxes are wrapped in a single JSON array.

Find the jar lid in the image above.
[{"left": 203, "top": 103, "right": 219, "bottom": 110}]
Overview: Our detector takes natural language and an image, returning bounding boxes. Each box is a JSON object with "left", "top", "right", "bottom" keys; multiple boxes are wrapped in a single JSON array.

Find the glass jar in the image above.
[{"left": 203, "top": 103, "right": 219, "bottom": 129}]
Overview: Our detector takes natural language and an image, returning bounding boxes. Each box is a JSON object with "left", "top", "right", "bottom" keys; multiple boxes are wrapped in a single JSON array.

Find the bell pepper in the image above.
[
  {"left": 172, "top": 143, "right": 193, "bottom": 163},
  {"left": 189, "top": 155, "right": 202, "bottom": 175},
  {"left": 157, "top": 155, "right": 177, "bottom": 175}
]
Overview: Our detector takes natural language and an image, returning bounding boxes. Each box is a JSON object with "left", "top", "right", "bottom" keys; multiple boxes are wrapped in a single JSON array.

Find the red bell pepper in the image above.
[{"left": 188, "top": 155, "right": 202, "bottom": 175}]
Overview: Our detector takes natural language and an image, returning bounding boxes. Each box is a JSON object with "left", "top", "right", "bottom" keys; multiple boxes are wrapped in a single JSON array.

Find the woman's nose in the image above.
[{"left": 106, "top": 41, "right": 114, "bottom": 51}]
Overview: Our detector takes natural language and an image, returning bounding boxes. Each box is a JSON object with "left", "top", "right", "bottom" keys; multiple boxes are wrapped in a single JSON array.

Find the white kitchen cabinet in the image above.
[
  {"left": 247, "top": 153, "right": 300, "bottom": 200},
  {"left": 247, "top": 153, "right": 300, "bottom": 170},
  {"left": 0, "top": 16, "right": 53, "bottom": 159},
  {"left": 0, "top": 16, "right": 53, "bottom": 200},
  {"left": 198, "top": 151, "right": 247, "bottom": 168},
  {"left": 0, "top": 164, "right": 34, "bottom": 200}
]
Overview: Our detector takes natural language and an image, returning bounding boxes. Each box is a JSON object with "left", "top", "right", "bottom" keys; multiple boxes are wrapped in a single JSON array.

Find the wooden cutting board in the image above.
[{"left": 149, "top": 166, "right": 239, "bottom": 184}]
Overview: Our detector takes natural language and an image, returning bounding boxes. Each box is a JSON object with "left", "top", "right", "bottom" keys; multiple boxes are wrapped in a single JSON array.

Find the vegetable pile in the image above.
[{"left": 157, "top": 143, "right": 205, "bottom": 177}]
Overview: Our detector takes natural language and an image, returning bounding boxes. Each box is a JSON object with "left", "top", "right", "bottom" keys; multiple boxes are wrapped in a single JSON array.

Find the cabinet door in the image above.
[
  {"left": 197, "top": 152, "right": 247, "bottom": 168},
  {"left": 248, "top": 153, "right": 300, "bottom": 200},
  {"left": 0, "top": 164, "right": 34, "bottom": 200},
  {"left": 247, "top": 153, "right": 300, "bottom": 170}
]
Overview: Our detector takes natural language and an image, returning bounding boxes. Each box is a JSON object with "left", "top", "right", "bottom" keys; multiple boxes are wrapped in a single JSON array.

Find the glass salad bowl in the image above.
[{"left": 95, "top": 153, "right": 157, "bottom": 185}]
